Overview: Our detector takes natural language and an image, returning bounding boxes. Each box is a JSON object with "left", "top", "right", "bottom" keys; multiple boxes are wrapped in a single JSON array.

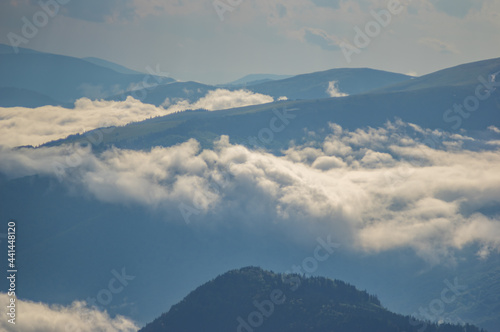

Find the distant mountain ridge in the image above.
[
  {"left": 48, "top": 57, "right": 500, "bottom": 152},
  {"left": 0, "top": 87, "right": 67, "bottom": 108},
  {"left": 374, "top": 57, "right": 500, "bottom": 93},
  {"left": 0, "top": 43, "right": 43, "bottom": 54},
  {"left": 139, "top": 267, "right": 484, "bottom": 332},
  {"left": 105, "top": 67, "right": 414, "bottom": 107},
  {"left": 0, "top": 43, "right": 414, "bottom": 107},
  {"left": 107, "top": 81, "right": 214, "bottom": 106},
  {"left": 223, "top": 73, "right": 294, "bottom": 87},
  {"left": 244, "top": 67, "right": 412, "bottom": 99},
  {"left": 82, "top": 56, "right": 145, "bottom": 75},
  {"left": 0, "top": 43, "right": 175, "bottom": 105}
]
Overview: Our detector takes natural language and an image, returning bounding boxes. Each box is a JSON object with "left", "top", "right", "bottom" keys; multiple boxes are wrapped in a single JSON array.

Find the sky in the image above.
[{"left": 1, "top": 0, "right": 499, "bottom": 84}]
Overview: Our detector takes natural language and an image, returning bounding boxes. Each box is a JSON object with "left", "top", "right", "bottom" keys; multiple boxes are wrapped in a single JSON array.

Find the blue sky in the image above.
[{"left": 1, "top": 0, "right": 499, "bottom": 83}]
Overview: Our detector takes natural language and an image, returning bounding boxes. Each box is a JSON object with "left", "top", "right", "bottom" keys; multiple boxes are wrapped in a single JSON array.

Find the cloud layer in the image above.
[
  {"left": 0, "top": 89, "right": 275, "bottom": 148},
  {"left": 2, "top": 121, "right": 500, "bottom": 263},
  {"left": 0, "top": 97, "right": 164, "bottom": 148},
  {"left": 162, "top": 88, "right": 275, "bottom": 112},
  {"left": 0, "top": 293, "right": 138, "bottom": 332}
]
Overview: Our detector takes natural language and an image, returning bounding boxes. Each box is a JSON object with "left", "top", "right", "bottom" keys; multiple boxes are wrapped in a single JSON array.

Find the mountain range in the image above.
[
  {"left": 0, "top": 43, "right": 415, "bottom": 108},
  {"left": 45, "top": 57, "right": 500, "bottom": 154},
  {"left": 0, "top": 43, "right": 174, "bottom": 106},
  {"left": 0, "top": 46, "right": 499, "bottom": 332}
]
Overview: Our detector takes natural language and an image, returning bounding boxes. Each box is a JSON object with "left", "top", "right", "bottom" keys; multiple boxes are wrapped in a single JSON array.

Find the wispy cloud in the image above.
[
  {"left": 419, "top": 37, "right": 459, "bottom": 54},
  {"left": 0, "top": 293, "right": 138, "bottom": 332},
  {"left": 162, "top": 89, "right": 275, "bottom": 112},
  {"left": 326, "top": 80, "right": 348, "bottom": 97},
  {"left": 302, "top": 27, "right": 342, "bottom": 51}
]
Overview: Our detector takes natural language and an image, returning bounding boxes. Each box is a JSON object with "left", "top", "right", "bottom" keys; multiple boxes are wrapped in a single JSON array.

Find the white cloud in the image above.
[
  {"left": 1, "top": 121, "right": 499, "bottom": 263},
  {"left": 326, "top": 81, "right": 348, "bottom": 98},
  {"left": 360, "top": 150, "right": 395, "bottom": 168},
  {"left": 0, "top": 144, "right": 93, "bottom": 180},
  {"left": 311, "top": 155, "right": 347, "bottom": 170},
  {"left": 0, "top": 97, "right": 170, "bottom": 148},
  {"left": 163, "top": 89, "right": 274, "bottom": 113},
  {"left": 0, "top": 294, "right": 138, "bottom": 332},
  {"left": 488, "top": 126, "right": 500, "bottom": 134},
  {"left": 0, "top": 90, "right": 276, "bottom": 148}
]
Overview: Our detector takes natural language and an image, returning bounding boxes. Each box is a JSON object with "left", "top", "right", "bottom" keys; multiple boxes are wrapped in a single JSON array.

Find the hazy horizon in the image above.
[{"left": 1, "top": 0, "right": 499, "bottom": 84}]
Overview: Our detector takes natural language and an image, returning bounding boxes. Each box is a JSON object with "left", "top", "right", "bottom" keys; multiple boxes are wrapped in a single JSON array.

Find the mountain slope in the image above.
[
  {"left": 0, "top": 48, "right": 174, "bottom": 103},
  {"left": 0, "top": 87, "right": 66, "bottom": 108},
  {"left": 105, "top": 68, "right": 412, "bottom": 107},
  {"left": 224, "top": 73, "right": 293, "bottom": 87},
  {"left": 49, "top": 83, "right": 500, "bottom": 153},
  {"left": 108, "top": 81, "right": 215, "bottom": 106},
  {"left": 139, "top": 267, "right": 483, "bottom": 332},
  {"left": 82, "top": 56, "right": 145, "bottom": 75},
  {"left": 0, "top": 43, "right": 43, "bottom": 54},
  {"left": 375, "top": 57, "right": 500, "bottom": 93},
  {"left": 47, "top": 57, "right": 500, "bottom": 152},
  {"left": 244, "top": 68, "right": 412, "bottom": 99}
]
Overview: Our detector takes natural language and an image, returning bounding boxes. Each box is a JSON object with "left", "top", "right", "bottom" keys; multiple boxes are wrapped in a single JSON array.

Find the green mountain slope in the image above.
[{"left": 139, "top": 267, "right": 484, "bottom": 332}]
